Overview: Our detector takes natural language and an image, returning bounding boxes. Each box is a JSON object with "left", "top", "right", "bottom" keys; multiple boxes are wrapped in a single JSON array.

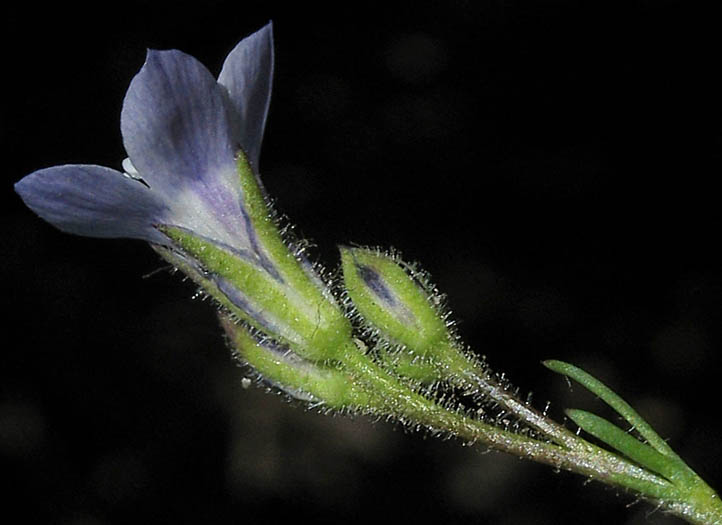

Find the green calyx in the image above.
[
  {"left": 222, "top": 316, "right": 374, "bottom": 409},
  {"left": 377, "top": 346, "right": 442, "bottom": 384},
  {"left": 157, "top": 150, "right": 352, "bottom": 362},
  {"left": 340, "top": 247, "right": 451, "bottom": 356}
]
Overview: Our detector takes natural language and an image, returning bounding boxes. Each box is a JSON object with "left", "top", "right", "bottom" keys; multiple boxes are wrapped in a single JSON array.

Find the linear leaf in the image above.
[
  {"left": 543, "top": 360, "right": 678, "bottom": 458},
  {"left": 566, "top": 409, "right": 694, "bottom": 485}
]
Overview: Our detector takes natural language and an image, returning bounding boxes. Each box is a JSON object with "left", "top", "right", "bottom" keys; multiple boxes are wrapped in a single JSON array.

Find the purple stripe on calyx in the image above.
[
  {"left": 159, "top": 224, "right": 284, "bottom": 284},
  {"left": 358, "top": 264, "right": 397, "bottom": 306},
  {"left": 237, "top": 201, "right": 284, "bottom": 282},
  {"left": 215, "top": 276, "right": 303, "bottom": 346}
]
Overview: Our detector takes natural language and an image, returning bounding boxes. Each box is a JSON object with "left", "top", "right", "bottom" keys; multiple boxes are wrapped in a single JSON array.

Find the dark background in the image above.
[{"left": 3, "top": 2, "right": 722, "bottom": 524}]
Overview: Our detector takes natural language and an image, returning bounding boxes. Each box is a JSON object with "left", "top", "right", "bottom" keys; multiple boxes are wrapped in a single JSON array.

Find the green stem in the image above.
[
  {"left": 666, "top": 493, "right": 722, "bottom": 525},
  {"left": 433, "top": 346, "right": 585, "bottom": 451},
  {"left": 342, "top": 345, "right": 722, "bottom": 523},
  {"left": 542, "top": 361, "right": 722, "bottom": 524},
  {"left": 338, "top": 344, "right": 677, "bottom": 500},
  {"left": 158, "top": 244, "right": 721, "bottom": 523}
]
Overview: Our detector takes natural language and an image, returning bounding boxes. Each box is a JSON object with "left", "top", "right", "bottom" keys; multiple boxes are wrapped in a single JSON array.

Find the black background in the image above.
[{"left": 3, "top": 2, "right": 722, "bottom": 524}]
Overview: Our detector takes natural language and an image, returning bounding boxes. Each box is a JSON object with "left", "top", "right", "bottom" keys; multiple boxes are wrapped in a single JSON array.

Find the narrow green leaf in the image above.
[
  {"left": 543, "top": 360, "right": 678, "bottom": 458},
  {"left": 566, "top": 409, "right": 694, "bottom": 485}
]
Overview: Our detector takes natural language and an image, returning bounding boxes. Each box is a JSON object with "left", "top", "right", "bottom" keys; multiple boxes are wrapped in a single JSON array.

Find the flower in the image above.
[
  {"left": 16, "top": 23, "right": 274, "bottom": 253},
  {"left": 15, "top": 24, "right": 352, "bottom": 362}
]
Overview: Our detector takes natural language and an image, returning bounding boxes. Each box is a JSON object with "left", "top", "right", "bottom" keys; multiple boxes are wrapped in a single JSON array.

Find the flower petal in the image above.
[
  {"left": 218, "top": 22, "right": 274, "bottom": 169},
  {"left": 121, "top": 48, "right": 237, "bottom": 193},
  {"left": 121, "top": 48, "right": 250, "bottom": 250},
  {"left": 15, "top": 165, "right": 169, "bottom": 243}
]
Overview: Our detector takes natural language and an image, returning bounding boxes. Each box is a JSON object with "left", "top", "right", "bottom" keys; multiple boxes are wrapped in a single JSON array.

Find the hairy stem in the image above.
[{"left": 339, "top": 346, "right": 677, "bottom": 500}]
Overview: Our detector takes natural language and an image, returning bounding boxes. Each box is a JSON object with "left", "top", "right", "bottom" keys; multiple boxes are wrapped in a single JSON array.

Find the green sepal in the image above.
[
  {"left": 378, "top": 347, "right": 442, "bottom": 384},
  {"left": 235, "top": 149, "right": 353, "bottom": 354},
  {"left": 340, "top": 246, "right": 451, "bottom": 356},
  {"left": 221, "top": 315, "right": 373, "bottom": 410},
  {"left": 340, "top": 247, "right": 497, "bottom": 390},
  {"left": 161, "top": 225, "right": 350, "bottom": 361},
  {"left": 235, "top": 150, "right": 316, "bottom": 289},
  {"left": 152, "top": 150, "right": 354, "bottom": 362}
]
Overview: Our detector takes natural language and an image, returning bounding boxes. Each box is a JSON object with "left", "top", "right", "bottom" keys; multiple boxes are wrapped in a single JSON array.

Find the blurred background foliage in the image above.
[{"left": 3, "top": 1, "right": 722, "bottom": 524}]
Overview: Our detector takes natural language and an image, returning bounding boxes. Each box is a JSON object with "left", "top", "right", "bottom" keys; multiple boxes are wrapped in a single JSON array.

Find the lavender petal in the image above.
[
  {"left": 120, "top": 48, "right": 250, "bottom": 251},
  {"left": 218, "top": 22, "right": 274, "bottom": 169},
  {"left": 14, "top": 165, "right": 169, "bottom": 243}
]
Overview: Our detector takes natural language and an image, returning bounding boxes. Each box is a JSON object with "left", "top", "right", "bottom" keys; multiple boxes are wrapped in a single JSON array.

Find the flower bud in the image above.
[
  {"left": 221, "top": 315, "right": 373, "bottom": 409},
  {"left": 340, "top": 247, "right": 452, "bottom": 357}
]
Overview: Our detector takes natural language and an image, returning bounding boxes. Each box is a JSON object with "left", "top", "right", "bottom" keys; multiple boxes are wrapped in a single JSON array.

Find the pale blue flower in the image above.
[
  {"left": 15, "top": 23, "right": 354, "bottom": 360},
  {"left": 15, "top": 23, "right": 274, "bottom": 254}
]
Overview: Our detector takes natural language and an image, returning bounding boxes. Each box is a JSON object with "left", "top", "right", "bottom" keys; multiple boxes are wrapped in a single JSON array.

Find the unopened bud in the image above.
[
  {"left": 221, "top": 315, "right": 373, "bottom": 409},
  {"left": 340, "top": 247, "right": 452, "bottom": 357}
]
